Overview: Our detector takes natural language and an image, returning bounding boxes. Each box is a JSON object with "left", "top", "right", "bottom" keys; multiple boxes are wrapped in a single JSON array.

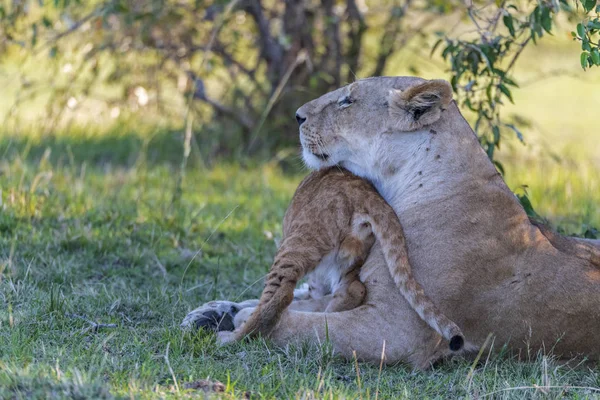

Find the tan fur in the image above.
[
  {"left": 186, "top": 76, "right": 600, "bottom": 368},
  {"left": 388, "top": 80, "right": 453, "bottom": 131},
  {"left": 231, "top": 167, "right": 464, "bottom": 350}
]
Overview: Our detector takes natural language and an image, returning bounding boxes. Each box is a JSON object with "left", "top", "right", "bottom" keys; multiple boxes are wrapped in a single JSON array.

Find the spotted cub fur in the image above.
[{"left": 234, "top": 167, "right": 464, "bottom": 350}]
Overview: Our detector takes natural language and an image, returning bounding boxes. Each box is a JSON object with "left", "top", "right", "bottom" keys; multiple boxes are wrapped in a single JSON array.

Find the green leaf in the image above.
[
  {"left": 503, "top": 14, "right": 516, "bottom": 37},
  {"left": 587, "top": 20, "right": 600, "bottom": 30},
  {"left": 531, "top": 6, "right": 543, "bottom": 38},
  {"left": 506, "top": 124, "right": 525, "bottom": 143},
  {"left": 581, "top": 52, "right": 589, "bottom": 69},
  {"left": 591, "top": 48, "right": 600, "bottom": 65},
  {"left": 517, "top": 193, "right": 539, "bottom": 218},
  {"left": 582, "top": 39, "right": 592, "bottom": 51},
  {"left": 541, "top": 7, "right": 552, "bottom": 34},
  {"left": 430, "top": 38, "right": 443, "bottom": 57},
  {"left": 498, "top": 83, "right": 514, "bottom": 103},
  {"left": 486, "top": 142, "right": 495, "bottom": 160},
  {"left": 31, "top": 23, "right": 38, "bottom": 47},
  {"left": 492, "top": 125, "right": 500, "bottom": 146},
  {"left": 583, "top": 0, "right": 597, "bottom": 13},
  {"left": 530, "top": 28, "right": 537, "bottom": 45},
  {"left": 493, "top": 160, "right": 505, "bottom": 176},
  {"left": 577, "top": 23, "right": 586, "bottom": 38},
  {"left": 502, "top": 75, "right": 519, "bottom": 87}
]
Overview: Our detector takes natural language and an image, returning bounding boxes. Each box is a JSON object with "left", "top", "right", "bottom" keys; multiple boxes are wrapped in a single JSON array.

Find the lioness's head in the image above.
[{"left": 296, "top": 76, "right": 453, "bottom": 174}]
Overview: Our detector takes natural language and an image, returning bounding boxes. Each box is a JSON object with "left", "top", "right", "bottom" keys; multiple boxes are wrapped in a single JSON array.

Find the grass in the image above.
[{"left": 0, "top": 129, "right": 599, "bottom": 399}]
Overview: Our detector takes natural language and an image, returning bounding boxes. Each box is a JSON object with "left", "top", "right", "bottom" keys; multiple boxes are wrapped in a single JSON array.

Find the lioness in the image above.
[{"left": 183, "top": 76, "right": 600, "bottom": 368}]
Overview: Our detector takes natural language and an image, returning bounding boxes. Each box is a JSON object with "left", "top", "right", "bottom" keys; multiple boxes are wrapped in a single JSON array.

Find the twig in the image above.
[
  {"left": 201, "top": 0, "right": 241, "bottom": 71},
  {"left": 191, "top": 82, "right": 255, "bottom": 130},
  {"left": 246, "top": 49, "right": 308, "bottom": 152},
  {"left": 465, "top": 0, "right": 484, "bottom": 32},
  {"left": 505, "top": 37, "right": 532, "bottom": 74}
]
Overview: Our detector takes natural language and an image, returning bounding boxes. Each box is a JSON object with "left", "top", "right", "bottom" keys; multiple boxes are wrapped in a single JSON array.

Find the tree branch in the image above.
[
  {"left": 345, "top": 0, "right": 367, "bottom": 82},
  {"left": 190, "top": 73, "right": 255, "bottom": 131},
  {"left": 243, "top": 0, "right": 284, "bottom": 85},
  {"left": 320, "top": 0, "right": 342, "bottom": 86}
]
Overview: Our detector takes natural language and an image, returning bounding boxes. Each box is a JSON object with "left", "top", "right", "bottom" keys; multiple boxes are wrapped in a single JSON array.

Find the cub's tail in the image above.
[{"left": 359, "top": 192, "right": 465, "bottom": 351}]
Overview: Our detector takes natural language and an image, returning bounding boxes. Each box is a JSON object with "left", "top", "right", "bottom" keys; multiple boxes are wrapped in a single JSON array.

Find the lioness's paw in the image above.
[
  {"left": 232, "top": 307, "right": 255, "bottom": 329},
  {"left": 216, "top": 331, "right": 238, "bottom": 346},
  {"left": 181, "top": 301, "right": 241, "bottom": 332}
]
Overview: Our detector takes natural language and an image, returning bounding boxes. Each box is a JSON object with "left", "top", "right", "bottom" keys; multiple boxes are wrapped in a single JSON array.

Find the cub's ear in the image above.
[{"left": 388, "top": 79, "right": 453, "bottom": 131}]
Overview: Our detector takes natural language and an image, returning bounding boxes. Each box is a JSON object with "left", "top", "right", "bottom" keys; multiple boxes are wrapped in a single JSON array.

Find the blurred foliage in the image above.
[
  {"left": 0, "top": 0, "right": 597, "bottom": 161},
  {"left": 573, "top": 0, "right": 600, "bottom": 68}
]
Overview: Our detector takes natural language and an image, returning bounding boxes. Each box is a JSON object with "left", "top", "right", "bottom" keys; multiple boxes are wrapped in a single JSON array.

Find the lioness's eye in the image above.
[{"left": 338, "top": 96, "right": 354, "bottom": 108}]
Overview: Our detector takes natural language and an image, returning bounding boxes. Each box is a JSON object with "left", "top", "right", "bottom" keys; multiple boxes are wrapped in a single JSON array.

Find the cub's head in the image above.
[{"left": 296, "top": 76, "right": 453, "bottom": 172}]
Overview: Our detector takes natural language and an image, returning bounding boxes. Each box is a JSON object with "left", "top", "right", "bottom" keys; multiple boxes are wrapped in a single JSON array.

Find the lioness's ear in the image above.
[{"left": 388, "top": 79, "right": 453, "bottom": 131}]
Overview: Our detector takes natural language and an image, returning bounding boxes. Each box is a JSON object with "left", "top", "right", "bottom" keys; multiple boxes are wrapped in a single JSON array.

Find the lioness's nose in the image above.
[{"left": 295, "top": 112, "right": 307, "bottom": 127}]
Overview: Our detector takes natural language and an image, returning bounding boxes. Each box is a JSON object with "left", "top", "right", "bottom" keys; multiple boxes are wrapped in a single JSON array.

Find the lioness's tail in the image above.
[
  {"left": 360, "top": 192, "right": 465, "bottom": 351},
  {"left": 235, "top": 235, "right": 323, "bottom": 340}
]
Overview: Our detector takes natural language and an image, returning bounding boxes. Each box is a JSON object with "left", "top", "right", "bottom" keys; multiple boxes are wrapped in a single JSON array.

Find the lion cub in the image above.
[{"left": 234, "top": 167, "right": 464, "bottom": 350}]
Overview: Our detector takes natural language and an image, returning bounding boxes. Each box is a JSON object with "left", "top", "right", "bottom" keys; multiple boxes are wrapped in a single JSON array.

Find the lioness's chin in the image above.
[{"left": 302, "top": 148, "right": 337, "bottom": 170}]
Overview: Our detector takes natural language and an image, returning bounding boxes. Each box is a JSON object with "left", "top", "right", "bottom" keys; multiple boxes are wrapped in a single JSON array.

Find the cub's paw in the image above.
[
  {"left": 181, "top": 301, "right": 241, "bottom": 332},
  {"left": 293, "top": 283, "right": 311, "bottom": 300}
]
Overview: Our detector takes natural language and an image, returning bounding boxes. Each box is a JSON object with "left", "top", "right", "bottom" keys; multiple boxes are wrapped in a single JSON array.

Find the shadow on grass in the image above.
[
  {"left": 0, "top": 126, "right": 307, "bottom": 175},
  {"left": 0, "top": 128, "right": 188, "bottom": 168}
]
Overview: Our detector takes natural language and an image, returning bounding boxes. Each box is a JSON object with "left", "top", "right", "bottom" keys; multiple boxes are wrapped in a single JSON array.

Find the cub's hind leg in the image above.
[
  {"left": 325, "top": 216, "right": 375, "bottom": 313},
  {"left": 326, "top": 274, "right": 366, "bottom": 312}
]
